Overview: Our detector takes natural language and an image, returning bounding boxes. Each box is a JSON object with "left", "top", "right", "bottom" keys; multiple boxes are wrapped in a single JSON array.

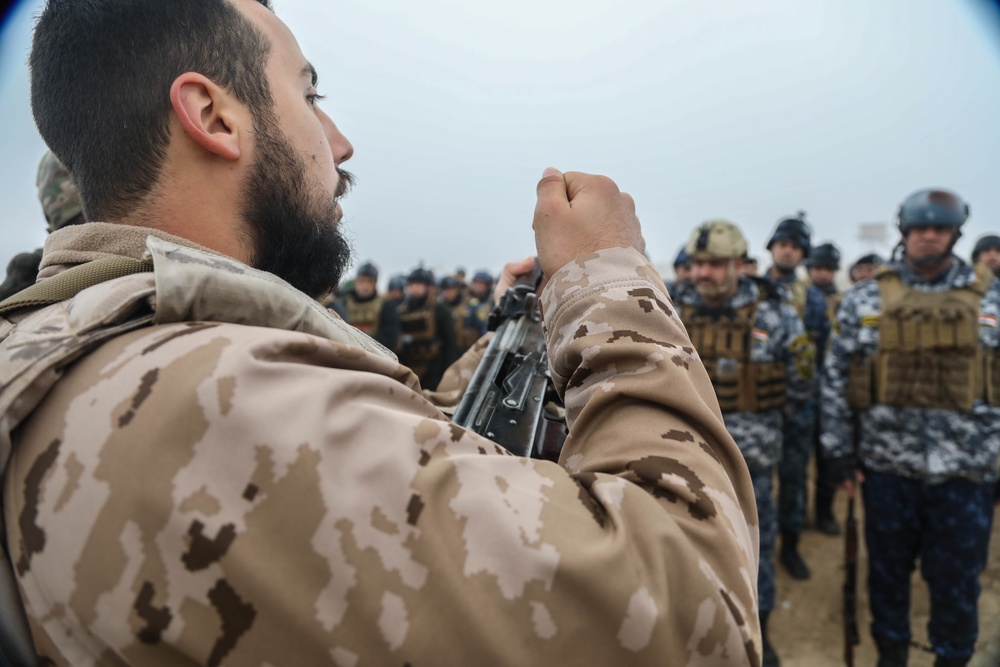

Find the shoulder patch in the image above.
[
  {"left": 980, "top": 314, "right": 998, "bottom": 329},
  {"left": 860, "top": 315, "right": 880, "bottom": 327},
  {"left": 752, "top": 328, "right": 769, "bottom": 342}
]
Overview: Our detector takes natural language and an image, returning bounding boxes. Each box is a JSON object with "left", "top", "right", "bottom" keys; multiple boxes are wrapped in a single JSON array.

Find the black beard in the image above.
[{"left": 240, "top": 116, "right": 355, "bottom": 298}]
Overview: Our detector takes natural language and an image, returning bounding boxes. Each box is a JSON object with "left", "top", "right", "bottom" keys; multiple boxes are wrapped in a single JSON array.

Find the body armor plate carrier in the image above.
[
  {"left": 847, "top": 264, "right": 998, "bottom": 411},
  {"left": 680, "top": 286, "right": 787, "bottom": 413}
]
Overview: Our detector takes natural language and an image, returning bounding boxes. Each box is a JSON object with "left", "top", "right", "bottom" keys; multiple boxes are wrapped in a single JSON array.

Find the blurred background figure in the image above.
[
  {"left": 849, "top": 253, "right": 884, "bottom": 283},
  {"left": 397, "top": 267, "right": 456, "bottom": 390},
  {"left": 337, "top": 261, "right": 401, "bottom": 351},
  {"left": 972, "top": 234, "right": 1000, "bottom": 279},
  {"left": 0, "top": 151, "right": 85, "bottom": 300}
]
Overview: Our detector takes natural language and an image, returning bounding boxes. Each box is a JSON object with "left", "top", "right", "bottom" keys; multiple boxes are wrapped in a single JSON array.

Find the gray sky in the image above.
[{"left": 2, "top": 0, "right": 999, "bottom": 283}]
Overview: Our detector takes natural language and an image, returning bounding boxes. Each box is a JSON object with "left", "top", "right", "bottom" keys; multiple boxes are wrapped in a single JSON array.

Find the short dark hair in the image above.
[{"left": 31, "top": 0, "right": 274, "bottom": 222}]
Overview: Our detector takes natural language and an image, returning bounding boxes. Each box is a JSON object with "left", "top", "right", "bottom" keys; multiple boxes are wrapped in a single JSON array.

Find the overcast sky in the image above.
[{"left": 1, "top": 0, "right": 999, "bottom": 283}]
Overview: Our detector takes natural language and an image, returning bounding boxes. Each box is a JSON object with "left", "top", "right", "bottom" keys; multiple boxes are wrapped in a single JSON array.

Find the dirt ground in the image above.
[{"left": 769, "top": 491, "right": 1000, "bottom": 667}]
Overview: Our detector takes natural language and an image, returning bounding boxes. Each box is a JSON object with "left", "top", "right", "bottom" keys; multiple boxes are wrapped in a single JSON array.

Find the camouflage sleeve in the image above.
[
  {"left": 819, "top": 287, "right": 861, "bottom": 463},
  {"left": 9, "top": 251, "right": 759, "bottom": 666}
]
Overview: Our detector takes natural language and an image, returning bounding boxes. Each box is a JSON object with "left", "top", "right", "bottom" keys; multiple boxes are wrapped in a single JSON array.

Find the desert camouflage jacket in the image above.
[
  {"left": 674, "top": 277, "right": 815, "bottom": 473},
  {"left": 819, "top": 259, "right": 1000, "bottom": 484},
  {"left": 1, "top": 224, "right": 760, "bottom": 666}
]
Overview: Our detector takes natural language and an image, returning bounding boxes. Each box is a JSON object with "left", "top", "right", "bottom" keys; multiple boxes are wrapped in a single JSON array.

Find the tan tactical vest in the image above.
[
  {"left": 824, "top": 291, "right": 843, "bottom": 325},
  {"left": 679, "top": 291, "right": 787, "bottom": 413},
  {"left": 399, "top": 297, "right": 440, "bottom": 377},
  {"left": 448, "top": 297, "right": 480, "bottom": 352},
  {"left": 847, "top": 264, "right": 998, "bottom": 411},
  {"left": 345, "top": 294, "right": 382, "bottom": 336}
]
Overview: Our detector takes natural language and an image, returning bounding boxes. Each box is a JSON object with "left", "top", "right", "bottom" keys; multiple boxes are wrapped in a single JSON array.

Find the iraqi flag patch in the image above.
[
  {"left": 980, "top": 314, "right": 998, "bottom": 328},
  {"left": 752, "top": 328, "right": 770, "bottom": 342}
]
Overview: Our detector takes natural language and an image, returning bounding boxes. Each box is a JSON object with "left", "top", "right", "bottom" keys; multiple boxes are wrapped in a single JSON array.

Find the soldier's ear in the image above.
[{"left": 169, "top": 72, "right": 243, "bottom": 161}]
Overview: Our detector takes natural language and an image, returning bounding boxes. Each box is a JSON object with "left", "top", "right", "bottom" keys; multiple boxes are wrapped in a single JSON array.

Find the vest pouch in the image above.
[
  {"left": 877, "top": 350, "right": 976, "bottom": 411},
  {"left": 751, "top": 360, "right": 787, "bottom": 412},
  {"left": 987, "top": 350, "right": 1000, "bottom": 407},
  {"left": 710, "top": 357, "right": 741, "bottom": 413},
  {"left": 846, "top": 355, "right": 873, "bottom": 410}
]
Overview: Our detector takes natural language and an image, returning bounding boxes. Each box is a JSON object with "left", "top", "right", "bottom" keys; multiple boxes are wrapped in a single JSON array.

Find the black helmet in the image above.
[
  {"left": 356, "top": 261, "right": 378, "bottom": 280},
  {"left": 388, "top": 275, "right": 406, "bottom": 291},
  {"left": 472, "top": 270, "right": 493, "bottom": 285},
  {"left": 766, "top": 212, "right": 812, "bottom": 258},
  {"left": 439, "top": 275, "right": 462, "bottom": 289},
  {"left": 806, "top": 242, "right": 840, "bottom": 270},
  {"left": 852, "top": 253, "right": 883, "bottom": 268},
  {"left": 972, "top": 234, "right": 1000, "bottom": 263},
  {"left": 673, "top": 246, "right": 690, "bottom": 267},
  {"left": 897, "top": 189, "right": 968, "bottom": 233},
  {"left": 407, "top": 267, "right": 434, "bottom": 285}
]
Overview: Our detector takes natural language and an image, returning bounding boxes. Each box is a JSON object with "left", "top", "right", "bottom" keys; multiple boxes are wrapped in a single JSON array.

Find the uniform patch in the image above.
[
  {"left": 752, "top": 328, "right": 769, "bottom": 342},
  {"left": 860, "top": 315, "right": 880, "bottom": 327},
  {"left": 979, "top": 314, "right": 998, "bottom": 328}
]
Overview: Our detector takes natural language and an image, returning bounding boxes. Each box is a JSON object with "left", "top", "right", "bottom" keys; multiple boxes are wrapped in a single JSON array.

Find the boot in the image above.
[
  {"left": 760, "top": 610, "right": 780, "bottom": 667},
  {"left": 933, "top": 657, "right": 969, "bottom": 667},
  {"left": 874, "top": 635, "right": 908, "bottom": 667},
  {"left": 779, "top": 531, "right": 811, "bottom": 580},
  {"left": 814, "top": 493, "right": 841, "bottom": 536}
]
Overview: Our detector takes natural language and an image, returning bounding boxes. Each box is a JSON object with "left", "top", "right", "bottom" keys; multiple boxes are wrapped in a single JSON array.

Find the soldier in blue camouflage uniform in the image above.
[
  {"left": 665, "top": 246, "right": 690, "bottom": 301},
  {"left": 676, "top": 220, "right": 814, "bottom": 667},
  {"left": 805, "top": 242, "right": 843, "bottom": 535},
  {"left": 764, "top": 213, "right": 829, "bottom": 580},
  {"left": 849, "top": 252, "right": 884, "bottom": 284},
  {"left": 820, "top": 189, "right": 1000, "bottom": 667},
  {"left": 972, "top": 234, "right": 1000, "bottom": 279}
]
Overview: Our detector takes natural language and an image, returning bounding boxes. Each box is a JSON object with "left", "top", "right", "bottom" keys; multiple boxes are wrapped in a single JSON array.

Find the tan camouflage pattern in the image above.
[
  {"left": 2, "top": 229, "right": 760, "bottom": 666},
  {"left": 35, "top": 151, "right": 84, "bottom": 233},
  {"left": 685, "top": 220, "right": 749, "bottom": 260}
]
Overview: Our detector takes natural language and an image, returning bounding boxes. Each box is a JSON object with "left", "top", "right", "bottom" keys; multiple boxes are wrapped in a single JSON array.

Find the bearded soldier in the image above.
[
  {"left": 821, "top": 189, "right": 1000, "bottom": 667},
  {"left": 675, "top": 220, "right": 814, "bottom": 667},
  {"left": 763, "top": 212, "right": 829, "bottom": 580},
  {"left": 0, "top": 0, "right": 761, "bottom": 664},
  {"left": 338, "top": 260, "right": 400, "bottom": 350}
]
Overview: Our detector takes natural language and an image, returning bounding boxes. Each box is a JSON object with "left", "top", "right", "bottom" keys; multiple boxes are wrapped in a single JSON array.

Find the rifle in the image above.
[
  {"left": 843, "top": 491, "right": 860, "bottom": 667},
  {"left": 452, "top": 276, "right": 565, "bottom": 461}
]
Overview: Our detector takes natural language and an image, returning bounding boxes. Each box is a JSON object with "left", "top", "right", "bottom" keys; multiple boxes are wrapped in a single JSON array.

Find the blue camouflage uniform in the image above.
[
  {"left": 767, "top": 272, "right": 829, "bottom": 538},
  {"left": 677, "top": 276, "right": 815, "bottom": 613},
  {"left": 820, "top": 258, "right": 1000, "bottom": 662}
]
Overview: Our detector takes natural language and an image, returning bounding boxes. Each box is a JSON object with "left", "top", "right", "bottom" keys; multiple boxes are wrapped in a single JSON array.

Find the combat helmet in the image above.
[
  {"left": 407, "top": 267, "right": 435, "bottom": 285},
  {"left": 806, "top": 242, "right": 841, "bottom": 270},
  {"left": 35, "top": 150, "right": 83, "bottom": 233},
  {"left": 685, "top": 219, "right": 748, "bottom": 260},
  {"left": 673, "top": 246, "right": 690, "bottom": 268},
  {"left": 356, "top": 261, "right": 379, "bottom": 280},
  {"left": 897, "top": 189, "right": 968, "bottom": 234},
  {"left": 971, "top": 234, "right": 1000, "bottom": 263},
  {"left": 388, "top": 275, "right": 406, "bottom": 292},
  {"left": 766, "top": 211, "right": 812, "bottom": 257}
]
